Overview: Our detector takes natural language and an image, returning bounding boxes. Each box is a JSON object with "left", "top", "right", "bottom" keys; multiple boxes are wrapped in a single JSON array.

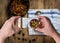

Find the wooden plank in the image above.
[
  {"left": 43, "top": 36, "right": 56, "bottom": 43},
  {"left": 38, "top": 0, "right": 44, "bottom": 9},
  {"left": 55, "top": 0, "right": 60, "bottom": 10},
  {"left": 44, "top": 0, "right": 56, "bottom": 9},
  {"left": 30, "top": 0, "right": 44, "bottom": 9}
]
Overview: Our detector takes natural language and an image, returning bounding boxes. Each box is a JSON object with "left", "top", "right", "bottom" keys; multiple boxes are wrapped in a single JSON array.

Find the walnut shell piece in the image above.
[
  {"left": 30, "top": 19, "right": 39, "bottom": 29},
  {"left": 10, "top": 0, "right": 29, "bottom": 17}
]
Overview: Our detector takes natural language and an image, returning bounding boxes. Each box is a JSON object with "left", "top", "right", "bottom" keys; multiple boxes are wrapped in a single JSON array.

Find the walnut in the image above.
[
  {"left": 30, "top": 19, "right": 39, "bottom": 29},
  {"left": 10, "top": 0, "right": 29, "bottom": 17}
]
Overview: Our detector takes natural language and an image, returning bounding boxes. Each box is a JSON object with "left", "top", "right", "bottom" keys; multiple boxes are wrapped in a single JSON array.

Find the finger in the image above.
[
  {"left": 35, "top": 27, "right": 43, "bottom": 32},
  {"left": 8, "top": 16, "right": 20, "bottom": 23},
  {"left": 39, "top": 21, "right": 45, "bottom": 28},
  {"left": 38, "top": 16, "right": 48, "bottom": 21},
  {"left": 38, "top": 16, "right": 50, "bottom": 25},
  {"left": 12, "top": 23, "right": 22, "bottom": 33},
  {"left": 37, "top": 16, "right": 46, "bottom": 23},
  {"left": 37, "top": 16, "right": 45, "bottom": 28},
  {"left": 38, "top": 16, "right": 45, "bottom": 19}
]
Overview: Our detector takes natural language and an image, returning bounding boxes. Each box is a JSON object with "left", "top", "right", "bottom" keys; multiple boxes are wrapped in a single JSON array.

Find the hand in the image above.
[
  {"left": 35, "top": 16, "right": 60, "bottom": 43},
  {"left": 0, "top": 16, "right": 22, "bottom": 39},
  {"left": 35, "top": 16, "right": 58, "bottom": 37}
]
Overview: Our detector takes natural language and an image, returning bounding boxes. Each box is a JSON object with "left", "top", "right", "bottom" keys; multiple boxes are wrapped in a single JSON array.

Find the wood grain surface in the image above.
[{"left": 0, "top": 0, "right": 60, "bottom": 43}]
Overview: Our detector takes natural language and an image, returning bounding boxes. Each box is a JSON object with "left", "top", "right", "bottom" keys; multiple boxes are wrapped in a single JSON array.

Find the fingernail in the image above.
[{"left": 35, "top": 29, "right": 38, "bottom": 30}]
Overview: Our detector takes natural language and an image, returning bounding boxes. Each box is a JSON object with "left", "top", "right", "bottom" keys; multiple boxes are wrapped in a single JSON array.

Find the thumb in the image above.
[
  {"left": 12, "top": 23, "right": 22, "bottom": 33},
  {"left": 35, "top": 27, "right": 43, "bottom": 32}
]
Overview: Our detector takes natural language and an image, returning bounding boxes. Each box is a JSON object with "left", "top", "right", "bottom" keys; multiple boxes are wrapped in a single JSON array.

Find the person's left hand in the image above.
[{"left": 0, "top": 16, "right": 22, "bottom": 39}]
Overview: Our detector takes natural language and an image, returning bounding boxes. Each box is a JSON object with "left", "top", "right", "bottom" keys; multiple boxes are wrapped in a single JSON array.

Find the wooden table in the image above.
[{"left": 0, "top": 0, "right": 60, "bottom": 43}]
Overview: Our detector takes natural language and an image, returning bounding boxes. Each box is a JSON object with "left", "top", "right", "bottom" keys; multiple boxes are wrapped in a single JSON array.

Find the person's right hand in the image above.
[{"left": 35, "top": 16, "right": 58, "bottom": 37}]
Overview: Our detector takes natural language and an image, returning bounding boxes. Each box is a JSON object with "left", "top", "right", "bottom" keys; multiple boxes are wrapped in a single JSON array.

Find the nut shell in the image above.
[
  {"left": 30, "top": 19, "right": 39, "bottom": 29},
  {"left": 10, "top": 0, "right": 29, "bottom": 17}
]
